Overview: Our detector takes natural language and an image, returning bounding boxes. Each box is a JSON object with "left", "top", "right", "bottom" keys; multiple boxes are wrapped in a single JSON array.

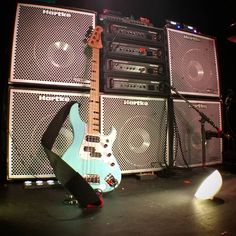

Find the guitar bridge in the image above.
[{"left": 84, "top": 174, "right": 100, "bottom": 184}]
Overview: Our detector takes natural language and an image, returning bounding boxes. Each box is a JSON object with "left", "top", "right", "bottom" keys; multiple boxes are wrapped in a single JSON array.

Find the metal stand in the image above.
[{"left": 200, "top": 117, "right": 207, "bottom": 166}]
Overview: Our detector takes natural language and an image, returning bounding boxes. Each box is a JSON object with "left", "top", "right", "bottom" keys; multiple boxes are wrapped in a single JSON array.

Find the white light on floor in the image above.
[
  {"left": 47, "top": 180, "right": 55, "bottom": 185},
  {"left": 24, "top": 180, "right": 32, "bottom": 186},
  {"left": 194, "top": 170, "right": 223, "bottom": 200}
]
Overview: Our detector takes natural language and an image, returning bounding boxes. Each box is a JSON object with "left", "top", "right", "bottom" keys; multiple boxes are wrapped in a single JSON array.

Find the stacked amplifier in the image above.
[
  {"left": 99, "top": 13, "right": 170, "bottom": 96},
  {"left": 7, "top": 4, "right": 168, "bottom": 178},
  {"left": 7, "top": 3, "right": 222, "bottom": 179},
  {"left": 98, "top": 14, "right": 169, "bottom": 173},
  {"left": 165, "top": 25, "right": 223, "bottom": 167},
  {"left": 7, "top": 3, "right": 96, "bottom": 179}
]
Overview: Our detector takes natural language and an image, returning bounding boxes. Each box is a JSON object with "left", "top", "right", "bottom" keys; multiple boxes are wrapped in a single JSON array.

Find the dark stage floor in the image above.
[{"left": 1, "top": 165, "right": 236, "bottom": 236}]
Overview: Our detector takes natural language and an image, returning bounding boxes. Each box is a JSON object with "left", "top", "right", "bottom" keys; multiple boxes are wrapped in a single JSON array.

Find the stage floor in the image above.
[{"left": 0, "top": 165, "right": 236, "bottom": 236}]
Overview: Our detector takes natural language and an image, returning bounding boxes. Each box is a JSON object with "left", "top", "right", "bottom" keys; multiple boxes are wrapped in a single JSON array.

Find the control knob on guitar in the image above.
[{"left": 61, "top": 26, "right": 122, "bottom": 193}]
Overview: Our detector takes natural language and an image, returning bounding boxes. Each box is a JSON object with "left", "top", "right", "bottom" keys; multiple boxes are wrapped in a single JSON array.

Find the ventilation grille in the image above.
[
  {"left": 101, "top": 94, "right": 168, "bottom": 174},
  {"left": 8, "top": 88, "right": 89, "bottom": 179},
  {"left": 10, "top": 3, "right": 96, "bottom": 88}
]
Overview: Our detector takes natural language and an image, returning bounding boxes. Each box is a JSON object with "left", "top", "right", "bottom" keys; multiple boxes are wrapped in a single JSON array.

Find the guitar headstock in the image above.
[{"left": 85, "top": 25, "right": 103, "bottom": 49}]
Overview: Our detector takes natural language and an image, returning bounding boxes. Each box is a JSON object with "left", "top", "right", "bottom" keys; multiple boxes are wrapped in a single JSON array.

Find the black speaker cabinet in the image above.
[
  {"left": 100, "top": 94, "right": 169, "bottom": 174},
  {"left": 166, "top": 28, "right": 220, "bottom": 97},
  {"left": 173, "top": 99, "right": 222, "bottom": 167},
  {"left": 10, "top": 3, "right": 96, "bottom": 88},
  {"left": 7, "top": 87, "right": 90, "bottom": 179}
]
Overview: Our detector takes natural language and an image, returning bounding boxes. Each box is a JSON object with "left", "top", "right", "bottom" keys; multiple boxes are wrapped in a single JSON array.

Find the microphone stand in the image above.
[{"left": 170, "top": 85, "right": 221, "bottom": 167}]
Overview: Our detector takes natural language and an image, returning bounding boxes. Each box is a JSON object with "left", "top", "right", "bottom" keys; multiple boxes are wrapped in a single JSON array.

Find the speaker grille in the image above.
[
  {"left": 167, "top": 28, "right": 220, "bottom": 97},
  {"left": 8, "top": 88, "right": 89, "bottom": 179},
  {"left": 173, "top": 99, "right": 222, "bottom": 167},
  {"left": 101, "top": 95, "right": 168, "bottom": 173},
  {"left": 10, "top": 3, "right": 96, "bottom": 88}
]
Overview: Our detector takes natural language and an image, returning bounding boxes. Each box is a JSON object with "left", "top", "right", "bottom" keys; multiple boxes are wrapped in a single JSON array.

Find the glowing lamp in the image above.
[{"left": 194, "top": 170, "right": 223, "bottom": 200}]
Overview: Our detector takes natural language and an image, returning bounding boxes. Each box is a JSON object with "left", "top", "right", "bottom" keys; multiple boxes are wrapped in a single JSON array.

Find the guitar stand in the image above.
[
  {"left": 136, "top": 171, "right": 157, "bottom": 180},
  {"left": 63, "top": 189, "right": 104, "bottom": 209},
  {"left": 63, "top": 193, "right": 79, "bottom": 206}
]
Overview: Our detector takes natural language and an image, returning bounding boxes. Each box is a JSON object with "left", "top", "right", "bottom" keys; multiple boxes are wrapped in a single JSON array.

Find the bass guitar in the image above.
[{"left": 61, "top": 26, "right": 122, "bottom": 193}]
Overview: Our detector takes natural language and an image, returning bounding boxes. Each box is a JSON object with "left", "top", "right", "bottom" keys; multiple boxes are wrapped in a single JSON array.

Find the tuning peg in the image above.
[
  {"left": 85, "top": 31, "right": 90, "bottom": 38},
  {"left": 85, "top": 26, "right": 93, "bottom": 37}
]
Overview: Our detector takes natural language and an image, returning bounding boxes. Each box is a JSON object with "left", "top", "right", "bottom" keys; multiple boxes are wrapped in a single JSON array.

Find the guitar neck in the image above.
[{"left": 88, "top": 47, "right": 100, "bottom": 135}]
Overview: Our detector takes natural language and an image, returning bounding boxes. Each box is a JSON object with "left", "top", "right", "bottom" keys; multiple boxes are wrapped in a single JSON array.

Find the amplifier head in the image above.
[
  {"left": 166, "top": 28, "right": 220, "bottom": 97},
  {"left": 101, "top": 94, "right": 169, "bottom": 174},
  {"left": 103, "top": 41, "right": 165, "bottom": 63},
  {"left": 8, "top": 87, "right": 89, "bottom": 179},
  {"left": 10, "top": 3, "right": 96, "bottom": 88},
  {"left": 102, "top": 22, "right": 164, "bottom": 46}
]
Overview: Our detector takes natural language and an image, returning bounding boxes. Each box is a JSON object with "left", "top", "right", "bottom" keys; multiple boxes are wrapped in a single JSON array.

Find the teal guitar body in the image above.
[{"left": 61, "top": 103, "right": 122, "bottom": 193}]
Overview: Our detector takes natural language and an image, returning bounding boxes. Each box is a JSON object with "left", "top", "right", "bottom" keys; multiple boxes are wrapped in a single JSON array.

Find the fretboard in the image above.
[{"left": 87, "top": 47, "right": 100, "bottom": 135}]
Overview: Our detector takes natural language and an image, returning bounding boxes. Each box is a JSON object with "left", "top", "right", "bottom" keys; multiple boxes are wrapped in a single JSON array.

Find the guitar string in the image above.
[
  {"left": 86, "top": 46, "right": 99, "bottom": 181},
  {"left": 92, "top": 48, "right": 100, "bottom": 180}
]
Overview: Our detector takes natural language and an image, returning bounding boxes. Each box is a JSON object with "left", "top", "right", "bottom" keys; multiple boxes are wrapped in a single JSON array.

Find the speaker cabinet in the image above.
[
  {"left": 101, "top": 94, "right": 169, "bottom": 174},
  {"left": 10, "top": 3, "right": 96, "bottom": 88},
  {"left": 173, "top": 99, "right": 222, "bottom": 167},
  {"left": 8, "top": 87, "right": 90, "bottom": 179},
  {"left": 166, "top": 28, "right": 220, "bottom": 97}
]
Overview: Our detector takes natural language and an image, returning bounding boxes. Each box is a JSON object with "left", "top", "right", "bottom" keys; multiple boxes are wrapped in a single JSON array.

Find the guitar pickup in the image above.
[
  {"left": 84, "top": 146, "right": 102, "bottom": 158},
  {"left": 86, "top": 135, "right": 100, "bottom": 143},
  {"left": 90, "top": 152, "right": 102, "bottom": 158},
  {"left": 84, "top": 146, "right": 95, "bottom": 152}
]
